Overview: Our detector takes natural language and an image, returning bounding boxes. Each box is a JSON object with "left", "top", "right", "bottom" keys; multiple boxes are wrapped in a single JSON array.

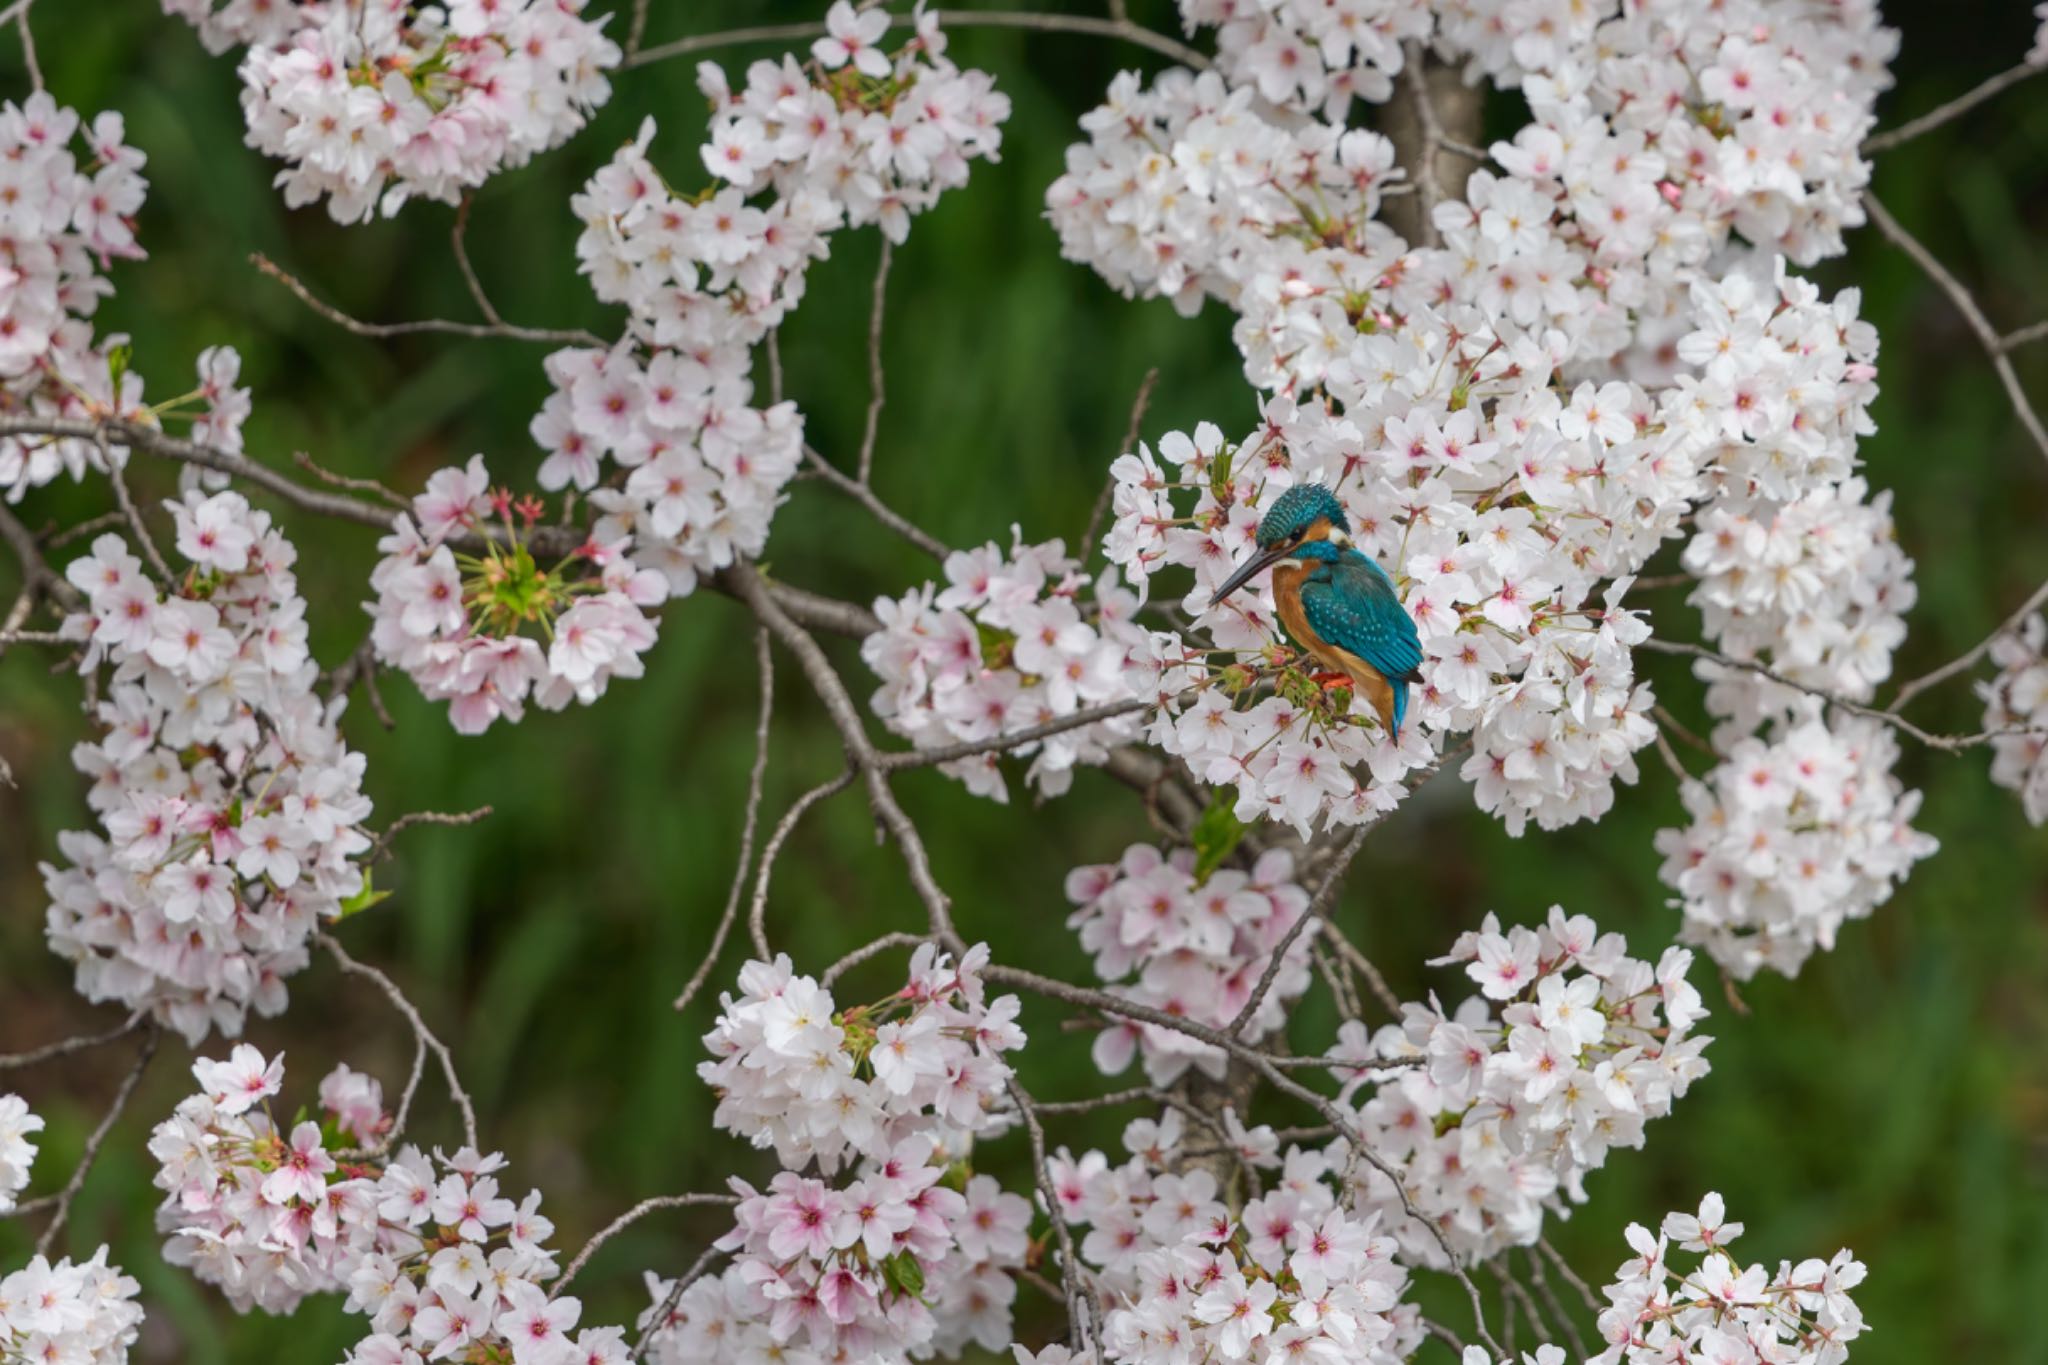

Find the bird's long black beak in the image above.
[{"left": 1208, "top": 542, "right": 1290, "bottom": 608}]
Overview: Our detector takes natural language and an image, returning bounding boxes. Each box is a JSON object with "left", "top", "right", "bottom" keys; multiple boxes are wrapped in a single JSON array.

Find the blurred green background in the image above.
[{"left": 2, "top": 3, "right": 2045, "bottom": 1362}]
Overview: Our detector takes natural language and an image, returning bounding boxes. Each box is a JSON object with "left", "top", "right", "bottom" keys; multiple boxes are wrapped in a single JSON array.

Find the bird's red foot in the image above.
[{"left": 1310, "top": 671, "right": 1353, "bottom": 690}]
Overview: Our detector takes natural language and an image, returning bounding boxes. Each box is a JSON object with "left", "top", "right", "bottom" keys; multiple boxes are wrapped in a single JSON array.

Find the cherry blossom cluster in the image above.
[
  {"left": 367, "top": 456, "right": 666, "bottom": 733},
  {"left": 1590, "top": 1193, "right": 1866, "bottom": 1365},
  {"left": 1064, "top": 844, "right": 1313, "bottom": 1084},
  {"left": 545, "top": 10, "right": 1008, "bottom": 610},
  {"left": 0, "top": 1247, "right": 146, "bottom": 1365},
  {"left": 0, "top": 1094, "right": 41, "bottom": 1212},
  {"left": 536, "top": 121, "right": 815, "bottom": 602},
  {"left": 1981, "top": 613, "right": 2048, "bottom": 826},
  {"left": 863, "top": 536, "right": 1150, "bottom": 801},
  {"left": 0, "top": 94, "right": 166, "bottom": 501},
  {"left": 150, "top": 1046, "right": 607, "bottom": 1365},
  {"left": 164, "top": 0, "right": 620, "bottom": 222},
  {"left": 680, "top": 945, "right": 1032, "bottom": 1361},
  {"left": 0, "top": 1096, "right": 147, "bottom": 1364},
  {"left": 1655, "top": 714, "right": 1936, "bottom": 980},
  {"left": 1049, "top": 1109, "right": 1425, "bottom": 1365},
  {"left": 42, "top": 492, "right": 374, "bottom": 1044},
  {"left": 699, "top": 2, "right": 1012, "bottom": 244},
  {"left": 1331, "top": 907, "right": 1711, "bottom": 1263},
  {"left": 650, "top": 1138, "right": 1033, "bottom": 1363},
  {"left": 1183, "top": 0, "right": 1893, "bottom": 265},
  {"left": 699, "top": 943, "right": 1024, "bottom": 1169}
]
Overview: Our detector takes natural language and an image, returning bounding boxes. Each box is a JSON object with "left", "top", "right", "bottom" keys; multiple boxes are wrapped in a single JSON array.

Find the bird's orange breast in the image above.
[{"left": 1271, "top": 562, "right": 1396, "bottom": 731}]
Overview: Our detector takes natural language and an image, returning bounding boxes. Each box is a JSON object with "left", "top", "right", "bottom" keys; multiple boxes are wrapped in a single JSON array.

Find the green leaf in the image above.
[
  {"left": 1191, "top": 787, "right": 1248, "bottom": 885},
  {"left": 881, "top": 1250, "right": 926, "bottom": 1299},
  {"left": 337, "top": 870, "right": 392, "bottom": 921}
]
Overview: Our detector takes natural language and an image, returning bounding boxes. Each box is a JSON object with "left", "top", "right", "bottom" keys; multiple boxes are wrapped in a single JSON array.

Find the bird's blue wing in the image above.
[{"left": 1301, "top": 555, "right": 1423, "bottom": 684}]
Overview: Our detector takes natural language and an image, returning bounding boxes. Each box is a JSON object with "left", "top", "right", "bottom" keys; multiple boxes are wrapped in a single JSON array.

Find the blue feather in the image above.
[{"left": 1297, "top": 545, "right": 1422, "bottom": 737}]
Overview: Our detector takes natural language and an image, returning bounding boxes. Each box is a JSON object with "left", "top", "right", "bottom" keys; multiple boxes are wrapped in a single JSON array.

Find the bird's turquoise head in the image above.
[
  {"left": 1254, "top": 483, "right": 1350, "bottom": 549},
  {"left": 1210, "top": 484, "right": 1351, "bottom": 607}
]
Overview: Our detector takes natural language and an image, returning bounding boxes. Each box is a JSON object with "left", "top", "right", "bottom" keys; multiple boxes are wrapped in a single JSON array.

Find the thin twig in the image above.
[
  {"left": 0, "top": 1013, "right": 144, "bottom": 1071},
  {"left": 1538, "top": 1235, "right": 1604, "bottom": 1316},
  {"left": 552, "top": 1193, "right": 740, "bottom": 1291},
  {"left": 24, "top": 1025, "right": 158, "bottom": 1255},
  {"left": 1229, "top": 822, "right": 1367, "bottom": 1038},
  {"left": 101, "top": 438, "right": 174, "bottom": 586},
  {"left": 856, "top": 239, "right": 892, "bottom": 487},
  {"left": 626, "top": 10, "right": 1211, "bottom": 73},
  {"left": 625, "top": 0, "right": 652, "bottom": 58},
  {"left": 820, "top": 932, "right": 933, "bottom": 987},
  {"left": 1522, "top": 1245, "right": 1590, "bottom": 1360},
  {"left": 802, "top": 443, "right": 949, "bottom": 560},
  {"left": 630, "top": 1241, "right": 725, "bottom": 1364},
  {"left": 2002, "top": 318, "right": 2048, "bottom": 353},
  {"left": 876, "top": 695, "right": 1153, "bottom": 770},
  {"left": 1889, "top": 576, "right": 2048, "bottom": 712},
  {"left": 1639, "top": 636, "right": 2042, "bottom": 751},
  {"left": 319, "top": 934, "right": 479, "bottom": 1149},
  {"left": 1082, "top": 367, "right": 1159, "bottom": 561},
  {"left": 1861, "top": 191, "right": 2048, "bottom": 467},
  {"left": 745, "top": 768, "right": 856, "bottom": 958},
  {"left": 1007, "top": 1076, "right": 1103, "bottom": 1349},
  {"left": 675, "top": 629, "right": 775, "bottom": 1011},
  {"left": 728, "top": 562, "right": 965, "bottom": 951},
  {"left": 252, "top": 253, "right": 604, "bottom": 348},
  {"left": 295, "top": 449, "right": 407, "bottom": 508},
  {"left": 1862, "top": 61, "right": 2048, "bottom": 154},
  {"left": 368, "top": 806, "right": 494, "bottom": 864},
  {"left": 14, "top": 0, "right": 39, "bottom": 93},
  {"left": 451, "top": 196, "right": 506, "bottom": 327}
]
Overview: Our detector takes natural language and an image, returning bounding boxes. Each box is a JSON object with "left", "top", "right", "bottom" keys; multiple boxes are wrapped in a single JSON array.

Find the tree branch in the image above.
[{"left": 626, "top": 10, "right": 1212, "bottom": 73}]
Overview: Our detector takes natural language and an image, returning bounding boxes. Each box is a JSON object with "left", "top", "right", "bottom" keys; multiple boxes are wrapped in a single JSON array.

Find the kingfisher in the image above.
[{"left": 1208, "top": 483, "right": 1423, "bottom": 739}]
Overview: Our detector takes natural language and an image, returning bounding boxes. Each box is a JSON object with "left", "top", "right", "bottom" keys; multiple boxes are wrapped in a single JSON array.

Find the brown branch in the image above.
[
  {"left": 676, "top": 628, "right": 775, "bottom": 1011},
  {"left": 1006, "top": 1075, "right": 1103, "bottom": 1349},
  {"left": 876, "top": 695, "right": 1154, "bottom": 771},
  {"left": 1538, "top": 1235, "right": 1604, "bottom": 1316},
  {"left": 1639, "top": 636, "right": 2042, "bottom": 752},
  {"left": 1082, "top": 367, "right": 1159, "bottom": 562},
  {"left": 626, "top": 10, "right": 1211, "bottom": 73},
  {"left": 0, "top": 1012, "right": 145, "bottom": 1071},
  {"left": 1228, "top": 822, "right": 1367, "bottom": 1038},
  {"left": 368, "top": 806, "right": 494, "bottom": 864},
  {"left": 856, "top": 239, "right": 892, "bottom": 487},
  {"left": 801, "top": 444, "right": 949, "bottom": 560},
  {"left": 1889, "top": 576, "right": 2048, "bottom": 712},
  {"left": 252, "top": 252, "right": 605, "bottom": 348},
  {"left": 2000, "top": 318, "right": 2048, "bottom": 353},
  {"left": 1521, "top": 1245, "right": 1590, "bottom": 1361},
  {"left": 985, "top": 961, "right": 1503, "bottom": 1354},
  {"left": 819, "top": 931, "right": 933, "bottom": 988},
  {"left": 319, "top": 934, "right": 479, "bottom": 1149},
  {"left": 295, "top": 449, "right": 407, "bottom": 508},
  {"left": 1862, "top": 61, "right": 2048, "bottom": 154},
  {"left": 745, "top": 768, "right": 856, "bottom": 960},
  {"left": 552, "top": 1192, "right": 740, "bottom": 1291},
  {"left": 1861, "top": 191, "right": 2048, "bottom": 467},
  {"left": 101, "top": 438, "right": 173, "bottom": 586},
  {"left": 14, "top": 1025, "right": 159, "bottom": 1255},
  {"left": 726, "top": 561, "right": 964, "bottom": 950},
  {"left": 451, "top": 196, "right": 506, "bottom": 328}
]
